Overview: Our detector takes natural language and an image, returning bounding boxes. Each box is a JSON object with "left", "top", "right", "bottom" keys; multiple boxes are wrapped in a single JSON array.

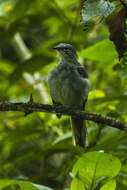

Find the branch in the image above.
[{"left": 0, "top": 100, "right": 127, "bottom": 132}]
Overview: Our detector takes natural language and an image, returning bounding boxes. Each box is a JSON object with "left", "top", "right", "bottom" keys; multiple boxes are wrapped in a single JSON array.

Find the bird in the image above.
[{"left": 47, "top": 43, "right": 90, "bottom": 148}]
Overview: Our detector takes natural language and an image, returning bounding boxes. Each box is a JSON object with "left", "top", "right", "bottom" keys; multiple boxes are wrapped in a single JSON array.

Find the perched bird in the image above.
[{"left": 47, "top": 43, "right": 90, "bottom": 147}]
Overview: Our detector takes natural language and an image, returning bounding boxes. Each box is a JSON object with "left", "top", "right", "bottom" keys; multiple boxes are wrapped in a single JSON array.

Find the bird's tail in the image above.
[{"left": 71, "top": 117, "right": 87, "bottom": 148}]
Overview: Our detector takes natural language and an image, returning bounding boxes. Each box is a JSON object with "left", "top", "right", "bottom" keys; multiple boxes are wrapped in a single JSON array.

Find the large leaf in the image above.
[
  {"left": 81, "top": 0, "right": 115, "bottom": 23},
  {"left": 79, "top": 39, "right": 118, "bottom": 63},
  {"left": 0, "top": 179, "right": 53, "bottom": 190},
  {"left": 72, "top": 152, "right": 121, "bottom": 188}
]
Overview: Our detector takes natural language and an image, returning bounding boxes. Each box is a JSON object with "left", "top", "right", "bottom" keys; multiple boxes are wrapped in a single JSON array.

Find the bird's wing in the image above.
[
  {"left": 72, "top": 65, "right": 89, "bottom": 147},
  {"left": 77, "top": 65, "right": 88, "bottom": 78},
  {"left": 76, "top": 65, "right": 89, "bottom": 110}
]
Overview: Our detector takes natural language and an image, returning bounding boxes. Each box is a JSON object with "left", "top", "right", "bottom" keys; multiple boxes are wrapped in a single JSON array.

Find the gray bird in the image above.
[{"left": 47, "top": 43, "right": 90, "bottom": 147}]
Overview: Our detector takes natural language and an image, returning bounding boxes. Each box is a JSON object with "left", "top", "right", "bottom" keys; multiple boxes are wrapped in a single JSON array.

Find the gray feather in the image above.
[{"left": 71, "top": 117, "right": 87, "bottom": 148}]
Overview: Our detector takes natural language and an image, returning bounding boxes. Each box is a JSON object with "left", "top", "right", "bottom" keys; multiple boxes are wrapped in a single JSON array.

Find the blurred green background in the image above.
[{"left": 0, "top": 0, "right": 127, "bottom": 189}]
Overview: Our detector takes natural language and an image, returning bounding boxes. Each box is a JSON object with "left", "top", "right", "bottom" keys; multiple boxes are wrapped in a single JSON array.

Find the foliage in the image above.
[
  {"left": 0, "top": 179, "right": 53, "bottom": 190},
  {"left": 0, "top": 0, "right": 126, "bottom": 189},
  {"left": 72, "top": 152, "right": 121, "bottom": 190}
]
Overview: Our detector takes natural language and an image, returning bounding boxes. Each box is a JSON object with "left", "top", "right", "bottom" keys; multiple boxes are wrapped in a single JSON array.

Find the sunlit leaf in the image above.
[
  {"left": 0, "top": 179, "right": 38, "bottom": 190},
  {"left": 71, "top": 178, "right": 85, "bottom": 190},
  {"left": 88, "top": 89, "right": 105, "bottom": 100},
  {"left": 100, "top": 179, "right": 116, "bottom": 190},
  {"left": 79, "top": 39, "right": 118, "bottom": 63},
  {"left": 72, "top": 152, "right": 121, "bottom": 188}
]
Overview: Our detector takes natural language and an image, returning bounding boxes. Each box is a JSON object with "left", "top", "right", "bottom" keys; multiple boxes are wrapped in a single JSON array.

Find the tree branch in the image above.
[{"left": 0, "top": 101, "right": 127, "bottom": 132}]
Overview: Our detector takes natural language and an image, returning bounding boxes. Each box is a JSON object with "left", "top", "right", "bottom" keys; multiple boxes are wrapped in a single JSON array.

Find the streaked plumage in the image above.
[{"left": 48, "top": 43, "right": 90, "bottom": 147}]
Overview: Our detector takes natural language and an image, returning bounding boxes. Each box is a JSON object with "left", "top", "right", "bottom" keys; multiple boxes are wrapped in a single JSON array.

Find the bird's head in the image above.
[{"left": 53, "top": 43, "right": 78, "bottom": 62}]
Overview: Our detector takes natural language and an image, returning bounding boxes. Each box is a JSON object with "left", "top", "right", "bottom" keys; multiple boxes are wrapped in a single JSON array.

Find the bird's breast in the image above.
[{"left": 47, "top": 64, "right": 89, "bottom": 108}]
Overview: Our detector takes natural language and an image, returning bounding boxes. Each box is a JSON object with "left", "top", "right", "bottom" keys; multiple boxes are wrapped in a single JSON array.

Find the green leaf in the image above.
[
  {"left": 0, "top": 179, "right": 38, "bottom": 190},
  {"left": 79, "top": 39, "right": 118, "bottom": 63},
  {"left": 52, "top": 132, "right": 72, "bottom": 145},
  {"left": 0, "top": 179, "right": 53, "bottom": 190},
  {"left": 81, "top": 0, "right": 115, "bottom": 23},
  {"left": 100, "top": 180, "right": 116, "bottom": 190},
  {"left": 72, "top": 152, "right": 121, "bottom": 188},
  {"left": 71, "top": 178, "right": 85, "bottom": 190}
]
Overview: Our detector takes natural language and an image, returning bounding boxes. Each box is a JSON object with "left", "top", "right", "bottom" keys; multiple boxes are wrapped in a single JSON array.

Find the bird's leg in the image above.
[{"left": 52, "top": 98, "right": 62, "bottom": 119}]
